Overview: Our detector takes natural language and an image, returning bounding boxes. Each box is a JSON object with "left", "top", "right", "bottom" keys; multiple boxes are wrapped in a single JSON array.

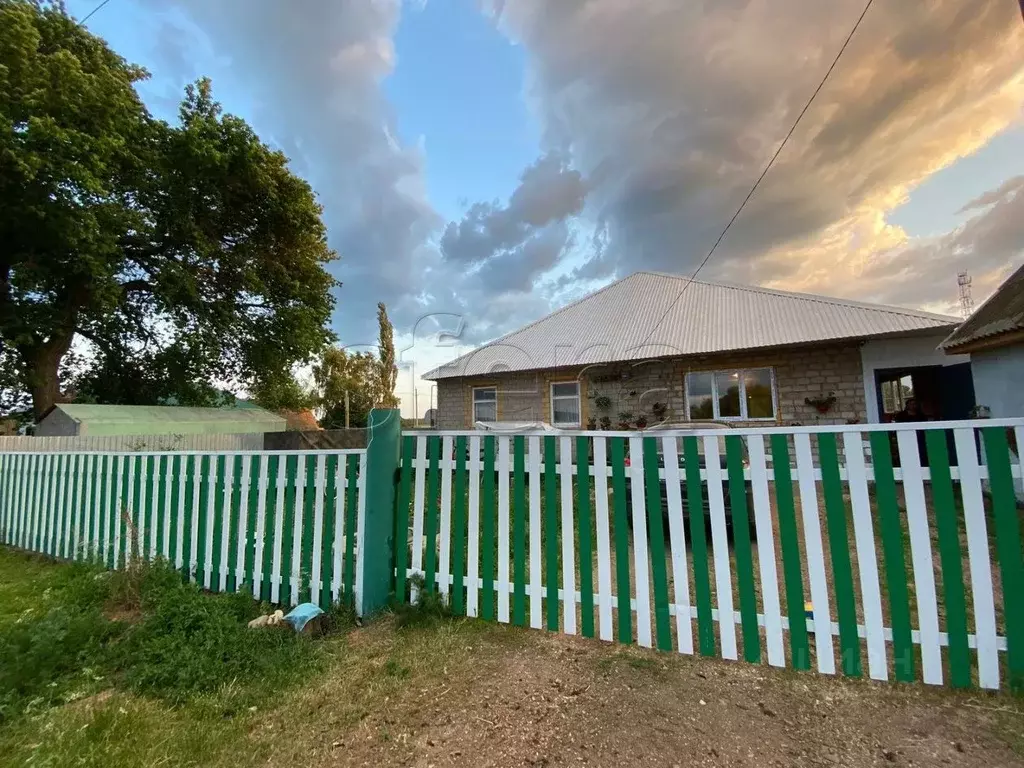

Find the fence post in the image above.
[{"left": 358, "top": 408, "right": 401, "bottom": 616}]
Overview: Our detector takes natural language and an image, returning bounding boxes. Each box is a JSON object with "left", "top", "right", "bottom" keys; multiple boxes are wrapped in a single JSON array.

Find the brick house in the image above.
[{"left": 425, "top": 272, "right": 970, "bottom": 430}]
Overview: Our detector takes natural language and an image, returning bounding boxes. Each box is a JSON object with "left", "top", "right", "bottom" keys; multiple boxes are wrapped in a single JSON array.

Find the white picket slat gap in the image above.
[
  {"left": 291, "top": 456, "right": 306, "bottom": 606},
  {"left": 310, "top": 454, "right": 326, "bottom": 604},
  {"left": 793, "top": 433, "right": 835, "bottom": 675},
  {"left": 954, "top": 428, "right": 1000, "bottom": 689},
  {"left": 842, "top": 432, "right": 888, "bottom": 681},
  {"left": 105, "top": 456, "right": 117, "bottom": 567},
  {"left": 111, "top": 455, "right": 125, "bottom": 569},
  {"left": 592, "top": 437, "right": 614, "bottom": 642},
  {"left": 559, "top": 436, "right": 577, "bottom": 635},
  {"left": 629, "top": 436, "right": 653, "bottom": 648},
  {"left": 497, "top": 436, "right": 511, "bottom": 623},
  {"left": 661, "top": 436, "right": 693, "bottom": 655},
  {"left": 438, "top": 436, "right": 454, "bottom": 601},
  {"left": 237, "top": 455, "right": 253, "bottom": 589},
  {"left": 410, "top": 436, "right": 427, "bottom": 604},
  {"left": 332, "top": 456, "right": 348, "bottom": 600},
  {"left": 748, "top": 435, "right": 784, "bottom": 667},
  {"left": 159, "top": 457, "right": 171, "bottom": 560},
  {"left": 174, "top": 457, "right": 186, "bottom": 568},
  {"left": 703, "top": 434, "right": 737, "bottom": 660},
  {"left": 468, "top": 435, "right": 483, "bottom": 619},
  {"left": 896, "top": 430, "right": 943, "bottom": 685}
]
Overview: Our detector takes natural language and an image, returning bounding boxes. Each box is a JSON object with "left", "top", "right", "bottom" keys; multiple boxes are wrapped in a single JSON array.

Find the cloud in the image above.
[
  {"left": 142, "top": 0, "right": 444, "bottom": 348},
  {"left": 487, "top": 0, "right": 1024, "bottom": 304}
]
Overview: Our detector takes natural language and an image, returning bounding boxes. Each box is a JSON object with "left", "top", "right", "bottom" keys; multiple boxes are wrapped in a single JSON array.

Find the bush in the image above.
[
  {"left": 0, "top": 605, "right": 121, "bottom": 723},
  {"left": 1, "top": 558, "right": 321, "bottom": 719}
]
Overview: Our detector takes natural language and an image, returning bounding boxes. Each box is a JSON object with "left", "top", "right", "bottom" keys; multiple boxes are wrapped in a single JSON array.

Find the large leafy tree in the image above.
[{"left": 0, "top": 1, "right": 337, "bottom": 418}]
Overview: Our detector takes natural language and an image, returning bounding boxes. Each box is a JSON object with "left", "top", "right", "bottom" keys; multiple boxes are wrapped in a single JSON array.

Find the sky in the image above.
[{"left": 66, "top": 0, "right": 1024, "bottom": 417}]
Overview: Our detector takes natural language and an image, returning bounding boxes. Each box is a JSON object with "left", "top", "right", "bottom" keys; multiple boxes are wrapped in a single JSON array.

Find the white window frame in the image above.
[
  {"left": 684, "top": 368, "right": 777, "bottom": 421},
  {"left": 472, "top": 386, "right": 497, "bottom": 423},
  {"left": 549, "top": 381, "right": 581, "bottom": 427}
]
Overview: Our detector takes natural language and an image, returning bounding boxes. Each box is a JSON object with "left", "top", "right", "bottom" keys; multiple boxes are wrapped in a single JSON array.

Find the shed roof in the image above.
[
  {"left": 941, "top": 263, "right": 1024, "bottom": 352},
  {"left": 46, "top": 403, "right": 285, "bottom": 427},
  {"left": 426, "top": 271, "right": 959, "bottom": 379}
]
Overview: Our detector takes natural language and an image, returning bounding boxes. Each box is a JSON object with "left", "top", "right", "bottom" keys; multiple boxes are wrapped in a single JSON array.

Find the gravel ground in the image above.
[{"left": 261, "top": 618, "right": 1024, "bottom": 768}]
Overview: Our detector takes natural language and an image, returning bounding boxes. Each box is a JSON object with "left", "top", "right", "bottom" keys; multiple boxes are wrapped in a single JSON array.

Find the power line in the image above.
[
  {"left": 636, "top": 0, "right": 875, "bottom": 352},
  {"left": 78, "top": 0, "right": 113, "bottom": 26}
]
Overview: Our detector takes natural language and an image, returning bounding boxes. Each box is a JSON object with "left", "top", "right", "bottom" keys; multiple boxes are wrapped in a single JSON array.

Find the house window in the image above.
[
  {"left": 472, "top": 387, "right": 497, "bottom": 423},
  {"left": 550, "top": 382, "right": 581, "bottom": 427},
  {"left": 685, "top": 368, "right": 776, "bottom": 421}
]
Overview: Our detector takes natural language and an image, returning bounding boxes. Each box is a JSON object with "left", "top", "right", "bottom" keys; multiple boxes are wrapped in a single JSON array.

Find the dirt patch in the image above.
[
  {"left": 256, "top": 620, "right": 1024, "bottom": 767},
  {"left": 63, "top": 689, "right": 114, "bottom": 713}
]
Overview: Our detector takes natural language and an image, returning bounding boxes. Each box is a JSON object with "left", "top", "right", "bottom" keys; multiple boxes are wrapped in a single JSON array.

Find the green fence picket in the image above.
[
  {"left": 683, "top": 436, "right": 715, "bottom": 657},
  {"left": 512, "top": 435, "right": 527, "bottom": 627},
  {"left": 480, "top": 436, "right": 497, "bottom": 621},
  {"left": 343, "top": 454, "right": 359, "bottom": 607},
  {"left": 924, "top": 430, "right": 971, "bottom": 688},
  {"left": 725, "top": 435, "right": 760, "bottom": 664},
  {"left": 981, "top": 427, "right": 1024, "bottom": 692},
  {"left": 452, "top": 436, "right": 468, "bottom": 616},
  {"left": 424, "top": 437, "right": 440, "bottom": 594},
  {"left": 577, "top": 435, "right": 596, "bottom": 639},
  {"left": 817, "top": 433, "right": 860, "bottom": 677},
  {"left": 395, "top": 436, "right": 415, "bottom": 603},
  {"left": 261, "top": 455, "right": 279, "bottom": 601},
  {"left": 609, "top": 437, "right": 632, "bottom": 644},
  {"left": 868, "top": 432, "right": 915, "bottom": 683},
  {"left": 643, "top": 437, "right": 672, "bottom": 651},
  {"left": 769, "top": 435, "right": 810, "bottom": 670},
  {"left": 544, "top": 436, "right": 559, "bottom": 632}
]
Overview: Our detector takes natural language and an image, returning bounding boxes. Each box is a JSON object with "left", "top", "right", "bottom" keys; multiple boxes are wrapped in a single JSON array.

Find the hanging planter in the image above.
[{"left": 805, "top": 392, "right": 837, "bottom": 414}]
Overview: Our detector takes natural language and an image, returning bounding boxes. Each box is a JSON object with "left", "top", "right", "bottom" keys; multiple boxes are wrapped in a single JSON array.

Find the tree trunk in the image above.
[{"left": 23, "top": 333, "right": 74, "bottom": 421}]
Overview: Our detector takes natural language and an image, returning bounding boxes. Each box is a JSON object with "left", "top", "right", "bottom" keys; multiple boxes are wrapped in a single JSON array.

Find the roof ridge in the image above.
[
  {"left": 634, "top": 270, "right": 960, "bottom": 322},
  {"left": 426, "top": 272, "right": 641, "bottom": 376}
]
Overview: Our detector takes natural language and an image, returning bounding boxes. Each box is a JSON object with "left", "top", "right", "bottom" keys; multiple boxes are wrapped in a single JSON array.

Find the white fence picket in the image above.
[
  {"left": 410, "top": 436, "right": 427, "bottom": 603},
  {"left": 592, "top": 436, "right": 614, "bottom": 643},
  {"left": 310, "top": 454, "right": 326, "bottom": 604},
  {"left": 843, "top": 432, "right": 888, "bottom": 681},
  {"left": 794, "top": 433, "right": 835, "bottom": 675},
  {"left": 438, "top": 436, "right": 454, "bottom": 600},
  {"left": 497, "top": 436, "right": 511, "bottom": 623},
  {"left": 629, "top": 436, "right": 653, "bottom": 649},
  {"left": 748, "top": 435, "right": 784, "bottom": 667},
  {"left": 290, "top": 456, "right": 306, "bottom": 605},
  {"left": 954, "top": 428, "right": 1000, "bottom": 689},
  {"left": 896, "top": 430, "right": 942, "bottom": 685},
  {"left": 270, "top": 456, "right": 286, "bottom": 602},
  {"left": 662, "top": 436, "right": 693, "bottom": 655},
  {"left": 703, "top": 434, "right": 736, "bottom": 660},
  {"left": 332, "top": 455, "right": 348, "bottom": 600},
  {"left": 219, "top": 456, "right": 234, "bottom": 592}
]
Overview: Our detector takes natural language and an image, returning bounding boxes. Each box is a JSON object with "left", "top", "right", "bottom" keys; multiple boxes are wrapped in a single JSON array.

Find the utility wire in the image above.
[
  {"left": 636, "top": 0, "right": 875, "bottom": 352},
  {"left": 78, "top": 0, "right": 113, "bottom": 26}
]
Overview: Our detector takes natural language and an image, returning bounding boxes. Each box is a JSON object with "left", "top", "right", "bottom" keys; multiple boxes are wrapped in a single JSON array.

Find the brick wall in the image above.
[{"left": 432, "top": 342, "right": 866, "bottom": 430}]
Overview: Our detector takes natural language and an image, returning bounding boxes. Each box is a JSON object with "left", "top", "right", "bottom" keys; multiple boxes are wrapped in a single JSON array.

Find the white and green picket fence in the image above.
[
  {"left": 392, "top": 419, "right": 1024, "bottom": 692},
  {"left": 0, "top": 450, "right": 367, "bottom": 610}
]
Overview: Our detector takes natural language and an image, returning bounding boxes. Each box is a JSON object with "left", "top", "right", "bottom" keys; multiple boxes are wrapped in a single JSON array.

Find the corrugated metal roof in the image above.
[
  {"left": 941, "top": 263, "right": 1024, "bottom": 350},
  {"left": 426, "top": 271, "right": 959, "bottom": 379},
  {"left": 51, "top": 404, "right": 286, "bottom": 426}
]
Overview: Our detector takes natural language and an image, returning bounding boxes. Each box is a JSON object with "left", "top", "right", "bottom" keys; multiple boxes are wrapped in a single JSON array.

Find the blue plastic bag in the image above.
[{"left": 283, "top": 603, "right": 324, "bottom": 633}]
